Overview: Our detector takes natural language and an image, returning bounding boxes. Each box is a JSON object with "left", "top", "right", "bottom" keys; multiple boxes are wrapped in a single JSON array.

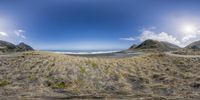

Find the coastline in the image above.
[
  {"left": 66, "top": 51, "right": 143, "bottom": 58},
  {"left": 43, "top": 50, "right": 143, "bottom": 58}
]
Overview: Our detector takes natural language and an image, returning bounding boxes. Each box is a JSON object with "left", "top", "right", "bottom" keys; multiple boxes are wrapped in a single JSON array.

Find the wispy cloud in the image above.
[
  {"left": 120, "top": 37, "right": 136, "bottom": 41},
  {"left": 14, "top": 30, "right": 26, "bottom": 39},
  {"left": 0, "top": 32, "right": 8, "bottom": 37}
]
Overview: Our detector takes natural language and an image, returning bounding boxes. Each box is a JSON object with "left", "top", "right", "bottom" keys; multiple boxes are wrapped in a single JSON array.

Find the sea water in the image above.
[{"left": 43, "top": 50, "right": 121, "bottom": 55}]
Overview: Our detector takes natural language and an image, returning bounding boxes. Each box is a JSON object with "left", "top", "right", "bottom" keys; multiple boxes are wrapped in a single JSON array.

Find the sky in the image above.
[{"left": 1, "top": 0, "right": 200, "bottom": 50}]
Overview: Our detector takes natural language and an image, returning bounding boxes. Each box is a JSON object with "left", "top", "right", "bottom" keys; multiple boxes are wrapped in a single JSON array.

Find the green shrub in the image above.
[
  {"left": 28, "top": 74, "right": 37, "bottom": 81},
  {"left": 79, "top": 66, "right": 86, "bottom": 73},
  {"left": 0, "top": 80, "right": 9, "bottom": 87},
  {"left": 54, "top": 82, "right": 66, "bottom": 89},
  {"left": 91, "top": 62, "right": 98, "bottom": 68}
]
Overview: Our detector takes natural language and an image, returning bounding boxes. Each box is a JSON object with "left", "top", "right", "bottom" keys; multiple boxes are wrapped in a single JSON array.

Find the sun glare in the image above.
[{"left": 181, "top": 24, "right": 196, "bottom": 34}]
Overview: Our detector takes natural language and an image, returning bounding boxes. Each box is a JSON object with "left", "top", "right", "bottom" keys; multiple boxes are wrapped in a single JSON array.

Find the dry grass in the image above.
[
  {"left": 173, "top": 49, "right": 200, "bottom": 55},
  {"left": 0, "top": 51, "right": 200, "bottom": 99}
]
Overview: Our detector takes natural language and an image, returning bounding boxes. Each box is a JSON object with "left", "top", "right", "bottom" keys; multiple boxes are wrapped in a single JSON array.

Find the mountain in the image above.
[
  {"left": 128, "top": 44, "right": 137, "bottom": 50},
  {"left": 0, "top": 40, "right": 34, "bottom": 53},
  {"left": 16, "top": 42, "right": 34, "bottom": 51},
  {"left": 130, "top": 39, "right": 180, "bottom": 51},
  {"left": 186, "top": 40, "right": 200, "bottom": 50},
  {"left": 160, "top": 41, "right": 181, "bottom": 50},
  {"left": 0, "top": 40, "right": 16, "bottom": 53}
]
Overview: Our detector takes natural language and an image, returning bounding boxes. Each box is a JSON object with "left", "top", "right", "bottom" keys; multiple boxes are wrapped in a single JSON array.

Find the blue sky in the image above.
[{"left": 1, "top": 0, "right": 200, "bottom": 50}]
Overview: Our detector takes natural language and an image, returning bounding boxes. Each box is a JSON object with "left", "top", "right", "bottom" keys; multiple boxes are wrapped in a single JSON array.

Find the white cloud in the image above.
[
  {"left": 120, "top": 37, "right": 136, "bottom": 41},
  {"left": 14, "top": 30, "right": 26, "bottom": 39},
  {"left": 182, "top": 35, "right": 196, "bottom": 43},
  {"left": 139, "top": 29, "right": 200, "bottom": 47},
  {"left": 0, "top": 32, "right": 8, "bottom": 37},
  {"left": 121, "top": 29, "right": 200, "bottom": 47},
  {"left": 139, "top": 30, "right": 181, "bottom": 46},
  {"left": 21, "top": 35, "right": 26, "bottom": 39}
]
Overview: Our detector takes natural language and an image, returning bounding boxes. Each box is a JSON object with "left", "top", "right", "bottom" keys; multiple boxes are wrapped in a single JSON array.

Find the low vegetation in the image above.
[
  {"left": 0, "top": 51, "right": 200, "bottom": 99},
  {"left": 173, "top": 49, "right": 200, "bottom": 55},
  {"left": 0, "top": 80, "right": 9, "bottom": 87}
]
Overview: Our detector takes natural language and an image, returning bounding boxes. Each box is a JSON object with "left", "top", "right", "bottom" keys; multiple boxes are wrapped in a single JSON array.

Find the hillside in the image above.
[
  {"left": 172, "top": 40, "right": 200, "bottom": 55},
  {"left": 0, "top": 51, "right": 200, "bottom": 99},
  {"left": 15, "top": 42, "right": 34, "bottom": 52},
  {"left": 186, "top": 40, "right": 200, "bottom": 50},
  {"left": 129, "top": 39, "right": 180, "bottom": 52},
  {"left": 128, "top": 44, "right": 137, "bottom": 50},
  {"left": 0, "top": 40, "right": 16, "bottom": 53},
  {"left": 0, "top": 40, "right": 34, "bottom": 53}
]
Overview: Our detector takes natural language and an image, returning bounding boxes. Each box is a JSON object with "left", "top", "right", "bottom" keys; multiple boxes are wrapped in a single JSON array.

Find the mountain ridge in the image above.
[
  {"left": 0, "top": 40, "right": 34, "bottom": 53},
  {"left": 129, "top": 39, "right": 181, "bottom": 52},
  {"left": 185, "top": 40, "right": 200, "bottom": 50}
]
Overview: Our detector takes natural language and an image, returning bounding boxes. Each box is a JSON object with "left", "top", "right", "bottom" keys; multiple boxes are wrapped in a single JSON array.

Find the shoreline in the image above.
[{"left": 64, "top": 51, "right": 143, "bottom": 58}]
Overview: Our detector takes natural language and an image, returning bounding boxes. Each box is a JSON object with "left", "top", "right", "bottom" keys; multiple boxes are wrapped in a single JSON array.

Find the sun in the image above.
[{"left": 181, "top": 24, "right": 197, "bottom": 34}]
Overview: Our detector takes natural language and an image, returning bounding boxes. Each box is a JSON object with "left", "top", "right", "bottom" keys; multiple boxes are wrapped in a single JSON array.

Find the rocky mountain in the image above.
[
  {"left": 186, "top": 40, "right": 200, "bottom": 50},
  {"left": 130, "top": 39, "right": 180, "bottom": 51},
  {"left": 0, "top": 40, "right": 34, "bottom": 53}
]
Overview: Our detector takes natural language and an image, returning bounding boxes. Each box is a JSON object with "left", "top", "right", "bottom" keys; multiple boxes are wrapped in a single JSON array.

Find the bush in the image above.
[
  {"left": 79, "top": 66, "right": 86, "bottom": 73},
  {"left": 0, "top": 80, "right": 9, "bottom": 87},
  {"left": 91, "top": 62, "right": 98, "bottom": 68},
  {"left": 54, "top": 82, "right": 66, "bottom": 89}
]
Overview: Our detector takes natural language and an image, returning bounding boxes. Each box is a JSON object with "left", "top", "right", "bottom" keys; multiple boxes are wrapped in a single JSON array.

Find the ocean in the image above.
[{"left": 43, "top": 50, "right": 122, "bottom": 55}]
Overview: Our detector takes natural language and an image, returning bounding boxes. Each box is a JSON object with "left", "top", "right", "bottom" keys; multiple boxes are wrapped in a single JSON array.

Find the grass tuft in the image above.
[{"left": 0, "top": 80, "right": 9, "bottom": 87}]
